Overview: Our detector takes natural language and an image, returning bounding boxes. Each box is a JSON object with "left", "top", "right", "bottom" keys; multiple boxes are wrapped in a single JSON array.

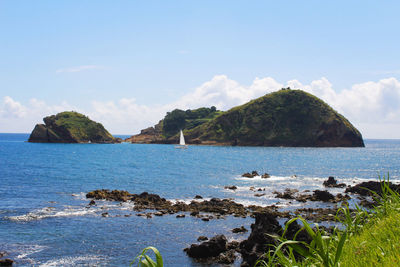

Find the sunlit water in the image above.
[{"left": 1, "top": 133, "right": 399, "bottom": 266}]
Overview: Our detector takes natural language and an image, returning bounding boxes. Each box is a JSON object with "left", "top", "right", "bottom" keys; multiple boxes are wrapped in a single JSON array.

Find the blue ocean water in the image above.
[{"left": 0, "top": 133, "right": 399, "bottom": 266}]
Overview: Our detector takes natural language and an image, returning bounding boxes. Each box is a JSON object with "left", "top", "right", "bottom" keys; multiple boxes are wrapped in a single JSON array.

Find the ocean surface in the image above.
[{"left": 1, "top": 133, "right": 399, "bottom": 266}]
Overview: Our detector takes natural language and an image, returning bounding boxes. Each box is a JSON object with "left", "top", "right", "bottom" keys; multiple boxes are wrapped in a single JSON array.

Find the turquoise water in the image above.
[{"left": 1, "top": 133, "right": 399, "bottom": 266}]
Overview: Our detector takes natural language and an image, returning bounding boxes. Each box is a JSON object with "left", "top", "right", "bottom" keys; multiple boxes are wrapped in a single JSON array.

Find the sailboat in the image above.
[{"left": 175, "top": 130, "right": 188, "bottom": 149}]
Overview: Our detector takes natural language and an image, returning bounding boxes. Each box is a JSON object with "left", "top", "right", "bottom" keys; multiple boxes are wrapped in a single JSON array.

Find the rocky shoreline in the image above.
[{"left": 85, "top": 177, "right": 399, "bottom": 266}]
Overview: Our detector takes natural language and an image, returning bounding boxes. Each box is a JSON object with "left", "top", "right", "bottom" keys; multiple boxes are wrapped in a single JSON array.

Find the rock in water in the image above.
[
  {"left": 184, "top": 89, "right": 364, "bottom": 147},
  {"left": 323, "top": 176, "right": 346, "bottom": 188},
  {"left": 28, "top": 111, "right": 120, "bottom": 143},
  {"left": 185, "top": 235, "right": 227, "bottom": 258},
  {"left": 0, "top": 259, "right": 14, "bottom": 266},
  {"left": 240, "top": 212, "right": 281, "bottom": 267}
]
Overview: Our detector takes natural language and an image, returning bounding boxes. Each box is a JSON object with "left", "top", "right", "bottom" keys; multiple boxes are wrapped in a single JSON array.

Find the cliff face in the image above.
[
  {"left": 28, "top": 111, "right": 120, "bottom": 143},
  {"left": 185, "top": 89, "right": 364, "bottom": 147},
  {"left": 128, "top": 89, "right": 364, "bottom": 147}
]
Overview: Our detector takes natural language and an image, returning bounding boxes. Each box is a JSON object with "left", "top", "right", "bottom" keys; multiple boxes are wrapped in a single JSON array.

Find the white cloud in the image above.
[
  {"left": 56, "top": 65, "right": 104, "bottom": 73},
  {"left": 2, "top": 75, "right": 400, "bottom": 138},
  {"left": 172, "top": 75, "right": 283, "bottom": 110},
  {"left": 1, "top": 96, "right": 27, "bottom": 118},
  {"left": 0, "top": 96, "right": 77, "bottom": 132}
]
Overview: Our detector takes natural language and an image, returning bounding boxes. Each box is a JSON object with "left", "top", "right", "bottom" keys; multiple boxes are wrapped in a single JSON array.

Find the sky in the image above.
[{"left": 1, "top": 1, "right": 400, "bottom": 138}]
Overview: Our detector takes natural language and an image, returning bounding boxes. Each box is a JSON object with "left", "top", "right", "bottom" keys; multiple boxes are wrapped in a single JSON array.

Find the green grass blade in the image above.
[{"left": 334, "top": 231, "right": 347, "bottom": 265}]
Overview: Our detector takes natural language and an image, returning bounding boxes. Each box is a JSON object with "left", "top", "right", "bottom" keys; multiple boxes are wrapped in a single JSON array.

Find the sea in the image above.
[{"left": 1, "top": 133, "right": 399, "bottom": 266}]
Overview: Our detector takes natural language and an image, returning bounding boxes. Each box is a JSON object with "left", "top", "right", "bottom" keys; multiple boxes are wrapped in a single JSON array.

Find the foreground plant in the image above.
[
  {"left": 256, "top": 217, "right": 347, "bottom": 267},
  {"left": 131, "top": 246, "right": 163, "bottom": 267},
  {"left": 257, "top": 174, "right": 400, "bottom": 267}
]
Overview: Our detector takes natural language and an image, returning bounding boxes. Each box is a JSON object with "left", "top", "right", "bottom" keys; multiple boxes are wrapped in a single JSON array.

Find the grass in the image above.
[
  {"left": 131, "top": 246, "right": 163, "bottom": 267},
  {"left": 256, "top": 175, "right": 400, "bottom": 267}
]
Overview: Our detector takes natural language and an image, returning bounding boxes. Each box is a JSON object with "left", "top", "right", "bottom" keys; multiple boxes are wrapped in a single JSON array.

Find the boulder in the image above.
[
  {"left": 0, "top": 259, "right": 13, "bottom": 266},
  {"left": 224, "top": 185, "right": 238, "bottom": 190},
  {"left": 232, "top": 226, "right": 248, "bottom": 233},
  {"left": 185, "top": 235, "right": 227, "bottom": 258},
  {"left": 345, "top": 181, "right": 400, "bottom": 196},
  {"left": 240, "top": 212, "right": 281, "bottom": 267},
  {"left": 242, "top": 171, "right": 259, "bottom": 178},
  {"left": 312, "top": 190, "right": 334, "bottom": 202},
  {"left": 273, "top": 188, "right": 299, "bottom": 199},
  {"left": 86, "top": 189, "right": 133, "bottom": 202},
  {"left": 323, "top": 176, "right": 346, "bottom": 188},
  {"left": 261, "top": 173, "right": 271, "bottom": 178}
]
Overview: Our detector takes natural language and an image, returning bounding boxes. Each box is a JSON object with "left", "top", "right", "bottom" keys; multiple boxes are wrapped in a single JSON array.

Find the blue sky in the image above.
[{"left": 1, "top": 1, "right": 400, "bottom": 137}]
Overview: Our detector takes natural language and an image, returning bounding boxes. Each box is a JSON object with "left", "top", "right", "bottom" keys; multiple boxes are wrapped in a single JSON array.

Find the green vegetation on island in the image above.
[
  {"left": 128, "top": 89, "right": 364, "bottom": 147},
  {"left": 162, "top": 106, "right": 222, "bottom": 138},
  {"left": 28, "top": 111, "right": 120, "bottom": 143}
]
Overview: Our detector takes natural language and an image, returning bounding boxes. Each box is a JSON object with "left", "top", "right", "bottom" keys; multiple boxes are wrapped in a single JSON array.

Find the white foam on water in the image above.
[
  {"left": 170, "top": 197, "right": 212, "bottom": 205},
  {"left": 234, "top": 199, "right": 272, "bottom": 207},
  {"left": 7, "top": 206, "right": 98, "bottom": 222},
  {"left": 71, "top": 192, "right": 87, "bottom": 200},
  {"left": 16, "top": 244, "right": 48, "bottom": 259},
  {"left": 38, "top": 255, "right": 104, "bottom": 266}
]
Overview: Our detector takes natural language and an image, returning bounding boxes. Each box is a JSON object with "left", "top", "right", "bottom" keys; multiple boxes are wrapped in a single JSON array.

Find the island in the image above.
[
  {"left": 126, "top": 88, "right": 364, "bottom": 147},
  {"left": 28, "top": 111, "right": 121, "bottom": 143}
]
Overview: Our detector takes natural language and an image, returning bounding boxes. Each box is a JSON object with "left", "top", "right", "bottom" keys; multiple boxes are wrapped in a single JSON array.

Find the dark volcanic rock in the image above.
[
  {"left": 86, "top": 189, "right": 133, "bottom": 202},
  {"left": 261, "top": 173, "right": 271, "bottom": 178},
  {"left": 242, "top": 171, "right": 259, "bottom": 178},
  {"left": 240, "top": 212, "right": 281, "bottom": 267},
  {"left": 232, "top": 226, "right": 248, "bottom": 233},
  {"left": 345, "top": 181, "right": 400, "bottom": 196},
  {"left": 194, "top": 195, "right": 203, "bottom": 199},
  {"left": 224, "top": 185, "right": 238, "bottom": 190},
  {"left": 0, "top": 259, "right": 13, "bottom": 266},
  {"left": 323, "top": 176, "right": 346, "bottom": 188},
  {"left": 312, "top": 190, "right": 334, "bottom": 202},
  {"left": 274, "top": 188, "right": 299, "bottom": 199},
  {"left": 185, "top": 235, "right": 227, "bottom": 258}
]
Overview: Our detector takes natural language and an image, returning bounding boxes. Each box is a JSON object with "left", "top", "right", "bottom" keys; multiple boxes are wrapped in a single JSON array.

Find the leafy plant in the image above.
[
  {"left": 130, "top": 246, "right": 163, "bottom": 267},
  {"left": 257, "top": 217, "right": 347, "bottom": 267}
]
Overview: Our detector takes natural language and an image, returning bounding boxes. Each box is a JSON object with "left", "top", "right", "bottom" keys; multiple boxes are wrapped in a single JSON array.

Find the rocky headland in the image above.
[
  {"left": 28, "top": 111, "right": 121, "bottom": 143},
  {"left": 126, "top": 89, "right": 364, "bottom": 147}
]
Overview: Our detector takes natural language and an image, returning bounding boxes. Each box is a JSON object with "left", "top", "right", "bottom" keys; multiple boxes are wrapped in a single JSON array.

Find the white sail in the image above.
[{"left": 179, "top": 130, "right": 186, "bottom": 145}]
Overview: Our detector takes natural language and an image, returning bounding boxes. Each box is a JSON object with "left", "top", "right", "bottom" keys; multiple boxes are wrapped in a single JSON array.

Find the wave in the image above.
[
  {"left": 15, "top": 244, "right": 48, "bottom": 259},
  {"left": 38, "top": 255, "right": 105, "bottom": 266},
  {"left": 7, "top": 206, "right": 97, "bottom": 222}
]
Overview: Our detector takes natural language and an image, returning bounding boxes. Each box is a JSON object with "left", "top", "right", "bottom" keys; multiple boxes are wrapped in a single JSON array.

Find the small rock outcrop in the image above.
[
  {"left": 240, "top": 212, "right": 281, "bottom": 267},
  {"left": 28, "top": 111, "right": 120, "bottom": 143},
  {"left": 232, "top": 226, "right": 248, "bottom": 233},
  {"left": 312, "top": 190, "right": 335, "bottom": 202},
  {"left": 224, "top": 185, "right": 238, "bottom": 190},
  {"left": 242, "top": 171, "right": 259, "bottom": 178},
  {"left": 185, "top": 235, "right": 228, "bottom": 258},
  {"left": 323, "top": 176, "right": 346, "bottom": 188},
  {"left": 345, "top": 181, "right": 400, "bottom": 196},
  {"left": 0, "top": 259, "right": 14, "bottom": 266}
]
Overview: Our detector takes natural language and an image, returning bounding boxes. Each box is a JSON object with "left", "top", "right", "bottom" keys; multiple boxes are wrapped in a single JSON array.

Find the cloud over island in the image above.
[{"left": 1, "top": 75, "right": 400, "bottom": 139}]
